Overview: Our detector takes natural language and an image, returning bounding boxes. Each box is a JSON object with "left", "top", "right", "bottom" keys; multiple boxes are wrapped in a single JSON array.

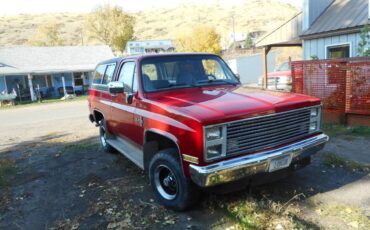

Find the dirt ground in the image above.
[{"left": 0, "top": 100, "right": 369, "bottom": 230}]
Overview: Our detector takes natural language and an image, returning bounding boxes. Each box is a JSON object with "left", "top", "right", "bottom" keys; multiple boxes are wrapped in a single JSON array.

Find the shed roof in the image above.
[
  {"left": 301, "top": 0, "right": 369, "bottom": 39},
  {"left": 0, "top": 45, "right": 114, "bottom": 75}
]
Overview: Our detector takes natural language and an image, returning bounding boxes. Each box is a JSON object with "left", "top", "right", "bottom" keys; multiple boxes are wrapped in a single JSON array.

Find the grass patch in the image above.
[
  {"left": 63, "top": 141, "right": 100, "bottom": 153},
  {"left": 0, "top": 159, "right": 17, "bottom": 188},
  {"left": 0, "top": 95, "right": 88, "bottom": 110},
  {"left": 322, "top": 152, "right": 369, "bottom": 171},
  {"left": 322, "top": 124, "right": 370, "bottom": 137},
  {"left": 211, "top": 194, "right": 319, "bottom": 230}
]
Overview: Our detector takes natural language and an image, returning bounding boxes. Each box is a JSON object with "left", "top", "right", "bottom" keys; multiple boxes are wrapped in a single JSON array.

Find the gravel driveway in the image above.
[{"left": 0, "top": 100, "right": 369, "bottom": 229}]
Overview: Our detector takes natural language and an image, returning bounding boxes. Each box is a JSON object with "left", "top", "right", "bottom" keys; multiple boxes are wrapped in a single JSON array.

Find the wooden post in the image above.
[
  {"left": 263, "top": 46, "right": 271, "bottom": 89},
  {"left": 344, "top": 62, "right": 352, "bottom": 125}
]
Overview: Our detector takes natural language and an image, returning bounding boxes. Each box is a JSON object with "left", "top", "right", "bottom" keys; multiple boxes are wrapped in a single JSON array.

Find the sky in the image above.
[{"left": 0, "top": 0, "right": 302, "bottom": 16}]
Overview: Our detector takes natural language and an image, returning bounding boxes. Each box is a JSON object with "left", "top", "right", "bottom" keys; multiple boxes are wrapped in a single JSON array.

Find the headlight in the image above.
[
  {"left": 309, "top": 106, "right": 321, "bottom": 133},
  {"left": 206, "top": 126, "right": 222, "bottom": 140},
  {"left": 277, "top": 76, "right": 292, "bottom": 84},
  {"left": 206, "top": 144, "right": 223, "bottom": 159},
  {"left": 310, "top": 107, "right": 319, "bottom": 117},
  {"left": 204, "top": 125, "right": 227, "bottom": 161}
]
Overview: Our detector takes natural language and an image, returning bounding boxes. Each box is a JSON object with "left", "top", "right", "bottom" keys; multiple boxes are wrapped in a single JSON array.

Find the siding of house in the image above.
[
  {"left": 0, "top": 76, "right": 6, "bottom": 92},
  {"left": 303, "top": 32, "right": 361, "bottom": 59}
]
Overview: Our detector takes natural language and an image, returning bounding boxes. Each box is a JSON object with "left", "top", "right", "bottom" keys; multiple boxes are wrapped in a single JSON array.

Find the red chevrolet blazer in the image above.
[{"left": 88, "top": 53, "right": 328, "bottom": 210}]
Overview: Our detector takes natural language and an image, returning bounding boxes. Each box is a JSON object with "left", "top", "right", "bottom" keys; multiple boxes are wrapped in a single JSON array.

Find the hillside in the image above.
[{"left": 0, "top": 0, "right": 299, "bottom": 47}]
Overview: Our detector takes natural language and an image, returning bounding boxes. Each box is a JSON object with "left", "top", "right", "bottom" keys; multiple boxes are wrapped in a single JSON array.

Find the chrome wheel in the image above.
[{"left": 154, "top": 165, "right": 178, "bottom": 200}]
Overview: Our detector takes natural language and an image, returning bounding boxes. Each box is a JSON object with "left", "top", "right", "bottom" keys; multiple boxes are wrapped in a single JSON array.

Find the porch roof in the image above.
[{"left": 0, "top": 45, "right": 114, "bottom": 76}]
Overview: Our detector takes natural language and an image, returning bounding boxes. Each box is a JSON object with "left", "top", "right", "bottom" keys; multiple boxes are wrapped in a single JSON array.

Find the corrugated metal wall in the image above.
[
  {"left": 303, "top": 32, "right": 361, "bottom": 60},
  {"left": 227, "top": 52, "right": 276, "bottom": 84}
]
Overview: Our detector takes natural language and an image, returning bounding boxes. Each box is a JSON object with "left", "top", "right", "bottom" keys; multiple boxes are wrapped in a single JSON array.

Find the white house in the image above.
[
  {"left": 125, "top": 40, "right": 175, "bottom": 55},
  {"left": 0, "top": 45, "right": 114, "bottom": 101}
]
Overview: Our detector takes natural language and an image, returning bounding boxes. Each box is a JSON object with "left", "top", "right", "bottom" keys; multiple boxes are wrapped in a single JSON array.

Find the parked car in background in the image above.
[
  {"left": 88, "top": 53, "right": 328, "bottom": 210},
  {"left": 258, "top": 61, "right": 293, "bottom": 91}
]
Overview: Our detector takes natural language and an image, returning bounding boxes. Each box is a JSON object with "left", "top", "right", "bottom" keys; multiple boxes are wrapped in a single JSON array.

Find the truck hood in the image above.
[
  {"left": 267, "top": 70, "right": 292, "bottom": 77},
  {"left": 146, "top": 86, "right": 320, "bottom": 125}
]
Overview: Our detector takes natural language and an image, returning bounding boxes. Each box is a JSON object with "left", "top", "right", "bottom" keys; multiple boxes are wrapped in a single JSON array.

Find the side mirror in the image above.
[
  {"left": 235, "top": 73, "right": 240, "bottom": 79},
  {"left": 108, "top": 81, "right": 124, "bottom": 94}
]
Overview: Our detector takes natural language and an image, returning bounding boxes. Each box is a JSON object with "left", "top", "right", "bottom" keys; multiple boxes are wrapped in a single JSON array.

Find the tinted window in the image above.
[
  {"left": 140, "top": 56, "right": 238, "bottom": 92},
  {"left": 118, "top": 62, "right": 136, "bottom": 92},
  {"left": 102, "top": 63, "right": 116, "bottom": 84},
  {"left": 93, "top": 65, "right": 107, "bottom": 84}
]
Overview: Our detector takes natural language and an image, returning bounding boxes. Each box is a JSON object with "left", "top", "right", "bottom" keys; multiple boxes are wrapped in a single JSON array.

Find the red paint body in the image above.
[{"left": 88, "top": 54, "right": 321, "bottom": 177}]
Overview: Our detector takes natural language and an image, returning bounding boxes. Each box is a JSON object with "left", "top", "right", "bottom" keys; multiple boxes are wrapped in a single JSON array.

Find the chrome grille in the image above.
[{"left": 226, "top": 108, "right": 311, "bottom": 155}]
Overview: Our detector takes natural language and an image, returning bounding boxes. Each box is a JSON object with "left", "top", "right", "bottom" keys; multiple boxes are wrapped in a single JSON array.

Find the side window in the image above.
[
  {"left": 93, "top": 65, "right": 107, "bottom": 84},
  {"left": 118, "top": 62, "right": 136, "bottom": 92},
  {"left": 102, "top": 63, "right": 116, "bottom": 84},
  {"left": 142, "top": 64, "right": 158, "bottom": 80}
]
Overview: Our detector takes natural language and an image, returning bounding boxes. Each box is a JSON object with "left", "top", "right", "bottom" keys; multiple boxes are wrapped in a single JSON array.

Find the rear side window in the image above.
[
  {"left": 93, "top": 65, "right": 106, "bottom": 84},
  {"left": 102, "top": 63, "right": 116, "bottom": 84},
  {"left": 118, "top": 62, "right": 136, "bottom": 92}
]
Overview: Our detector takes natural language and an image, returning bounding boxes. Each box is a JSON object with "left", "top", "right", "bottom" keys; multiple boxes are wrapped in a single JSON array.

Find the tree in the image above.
[
  {"left": 244, "top": 33, "right": 253, "bottom": 49},
  {"left": 85, "top": 4, "right": 135, "bottom": 52},
  {"left": 357, "top": 24, "right": 370, "bottom": 57},
  {"left": 28, "top": 21, "right": 64, "bottom": 46},
  {"left": 176, "top": 25, "right": 221, "bottom": 54}
]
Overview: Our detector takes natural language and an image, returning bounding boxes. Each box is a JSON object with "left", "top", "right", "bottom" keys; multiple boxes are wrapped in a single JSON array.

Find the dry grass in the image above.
[
  {"left": 0, "top": 0, "right": 298, "bottom": 47},
  {"left": 207, "top": 193, "right": 319, "bottom": 230},
  {"left": 322, "top": 152, "right": 370, "bottom": 172}
]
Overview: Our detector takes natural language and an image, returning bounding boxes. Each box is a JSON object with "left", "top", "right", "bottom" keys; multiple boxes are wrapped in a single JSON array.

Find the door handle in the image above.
[{"left": 126, "top": 93, "right": 134, "bottom": 104}]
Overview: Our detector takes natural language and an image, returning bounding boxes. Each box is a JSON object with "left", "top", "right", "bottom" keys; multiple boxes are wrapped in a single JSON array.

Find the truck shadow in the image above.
[{"left": 0, "top": 134, "right": 368, "bottom": 229}]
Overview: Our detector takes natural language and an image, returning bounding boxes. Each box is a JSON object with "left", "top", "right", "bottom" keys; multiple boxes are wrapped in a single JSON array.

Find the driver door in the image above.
[{"left": 110, "top": 61, "right": 138, "bottom": 145}]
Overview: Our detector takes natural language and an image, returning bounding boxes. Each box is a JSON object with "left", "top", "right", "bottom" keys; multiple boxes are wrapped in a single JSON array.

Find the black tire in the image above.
[
  {"left": 149, "top": 149, "right": 200, "bottom": 211},
  {"left": 99, "top": 119, "right": 116, "bottom": 153}
]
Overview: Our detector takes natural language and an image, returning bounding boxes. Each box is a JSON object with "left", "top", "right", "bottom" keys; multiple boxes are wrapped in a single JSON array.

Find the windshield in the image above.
[
  {"left": 276, "top": 62, "right": 291, "bottom": 72},
  {"left": 140, "top": 55, "right": 239, "bottom": 92}
]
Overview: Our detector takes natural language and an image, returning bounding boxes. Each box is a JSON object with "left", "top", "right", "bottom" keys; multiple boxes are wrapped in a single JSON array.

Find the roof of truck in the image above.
[{"left": 97, "top": 52, "right": 219, "bottom": 65}]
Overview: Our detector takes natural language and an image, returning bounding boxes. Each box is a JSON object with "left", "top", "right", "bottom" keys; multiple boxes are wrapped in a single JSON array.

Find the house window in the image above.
[{"left": 327, "top": 44, "right": 350, "bottom": 59}]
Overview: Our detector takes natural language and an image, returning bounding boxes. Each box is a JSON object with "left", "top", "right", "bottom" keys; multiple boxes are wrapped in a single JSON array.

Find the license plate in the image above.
[{"left": 269, "top": 155, "right": 292, "bottom": 172}]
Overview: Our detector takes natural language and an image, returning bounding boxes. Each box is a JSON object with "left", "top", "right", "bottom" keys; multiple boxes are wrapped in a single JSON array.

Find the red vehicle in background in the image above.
[
  {"left": 88, "top": 53, "right": 328, "bottom": 210},
  {"left": 258, "top": 61, "right": 294, "bottom": 91}
]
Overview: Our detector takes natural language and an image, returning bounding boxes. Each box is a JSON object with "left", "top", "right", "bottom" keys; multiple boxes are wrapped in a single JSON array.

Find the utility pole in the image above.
[{"left": 231, "top": 15, "right": 236, "bottom": 48}]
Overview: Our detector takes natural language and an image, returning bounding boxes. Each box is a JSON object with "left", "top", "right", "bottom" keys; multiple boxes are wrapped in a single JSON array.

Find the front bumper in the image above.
[{"left": 189, "top": 133, "right": 329, "bottom": 187}]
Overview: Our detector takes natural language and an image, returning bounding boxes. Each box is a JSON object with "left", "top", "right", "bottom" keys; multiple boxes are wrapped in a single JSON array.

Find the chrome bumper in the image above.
[{"left": 190, "top": 133, "right": 329, "bottom": 187}]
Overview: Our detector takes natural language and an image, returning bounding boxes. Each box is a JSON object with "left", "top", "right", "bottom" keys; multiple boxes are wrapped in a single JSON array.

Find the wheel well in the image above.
[
  {"left": 93, "top": 110, "right": 104, "bottom": 124},
  {"left": 144, "top": 131, "right": 180, "bottom": 171}
]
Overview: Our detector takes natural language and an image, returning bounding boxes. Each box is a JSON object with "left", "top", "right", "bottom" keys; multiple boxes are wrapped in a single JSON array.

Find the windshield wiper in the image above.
[{"left": 195, "top": 79, "right": 237, "bottom": 86}]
